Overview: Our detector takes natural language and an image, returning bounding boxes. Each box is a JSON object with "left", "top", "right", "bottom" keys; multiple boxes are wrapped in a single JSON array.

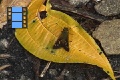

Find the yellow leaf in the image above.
[{"left": 15, "top": 0, "right": 116, "bottom": 80}]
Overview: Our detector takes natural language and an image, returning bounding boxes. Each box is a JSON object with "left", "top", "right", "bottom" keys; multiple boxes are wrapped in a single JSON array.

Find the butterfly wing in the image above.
[{"left": 53, "top": 28, "right": 69, "bottom": 51}]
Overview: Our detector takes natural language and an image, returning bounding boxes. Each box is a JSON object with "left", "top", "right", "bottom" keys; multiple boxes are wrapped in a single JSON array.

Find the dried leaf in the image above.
[{"left": 15, "top": 0, "right": 115, "bottom": 80}]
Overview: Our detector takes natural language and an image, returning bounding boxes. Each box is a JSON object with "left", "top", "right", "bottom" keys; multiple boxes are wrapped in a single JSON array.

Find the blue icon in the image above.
[
  {"left": 7, "top": 7, "right": 27, "bottom": 28},
  {"left": 12, "top": 7, "right": 22, "bottom": 12},
  {"left": 12, "top": 22, "right": 22, "bottom": 28},
  {"left": 12, "top": 13, "right": 22, "bottom": 21}
]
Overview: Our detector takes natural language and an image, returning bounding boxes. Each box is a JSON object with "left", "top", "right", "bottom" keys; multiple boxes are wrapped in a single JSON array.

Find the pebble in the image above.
[
  {"left": 49, "top": 69, "right": 58, "bottom": 76},
  {"left": 95, "top": 0, "right": 120, "bottom": 16},
  {"left": 0, "top": 39, "right": 8, "bottom": 51},
  {"left": 93, "top": 19, "right": 120, "bottom": 55},
  {"left": 19, "top": 75, "right": 31, "bottom": 80}
]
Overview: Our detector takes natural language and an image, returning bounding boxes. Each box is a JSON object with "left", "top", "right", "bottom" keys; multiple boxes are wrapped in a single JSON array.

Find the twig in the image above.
[
  {"left": 0, "top": 64, "right": 11, "bottom": 71},
  {"left": 0, "top": 54, "right": 11, "bottom": 59},
  {"left": 8, "top": 37, "right": 15, "bottom": 47},
  {"left": 115, "top": 75, "right": 120, "bottom": 79},
  {"left": 39, "top": 61, "right": 51, "bottom": 77}
]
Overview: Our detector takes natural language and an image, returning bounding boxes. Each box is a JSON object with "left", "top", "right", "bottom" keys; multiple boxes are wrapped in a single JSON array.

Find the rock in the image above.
[
  {"left": 95, "top": 0, "right": 120, "bottom": 16},
  {"left": 49, "top": 69, "right": 58, "bottom": 76},
  {"left": 93, "top": 19, "right": 120, "bottom": 55},
  {"left": 0, "top": 39, "right": 8, "bottom": 51},
  {"left": 19, "top": 75, "right": 31, "bottom": 80},
  {"left": 68, "top": 0, "right": 90, "bottom": 6}
]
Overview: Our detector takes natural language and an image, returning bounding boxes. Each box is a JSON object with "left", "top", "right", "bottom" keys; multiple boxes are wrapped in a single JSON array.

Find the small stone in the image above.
[
  {"left": 0, "top": 39, "right": 8, "bottom": 51},
  {"left": 95, "top": 0, "right": 120, "bottom": 16},
  {"left": 1, "top": 39, "right": 8, "bottom": 48},
  {"left": 61, "top": 69, "right": 69, "bottom": 76},
  {"left": 49, "top": 69, "right": 58, "bottom": 76},
  {"left": 19, "top": 75, "right": 31, "bottom": 80},
  {"left": 0, "top": 70, "right": 10, "bottom": 75},
  {"left": 93, "top": 19, "right": 120, "bottom": 55}
]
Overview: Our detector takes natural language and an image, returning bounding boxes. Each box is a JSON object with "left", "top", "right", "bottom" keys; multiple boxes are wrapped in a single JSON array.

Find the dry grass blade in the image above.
[
  {"left": 0, "top": 64, "right": 11, "bottom": 71},
  {"left": 40, "top": 61, "right": 51, "bottom": 77},
  {"left": 0, "top": 54, "right": 11, "bottom": 59}
]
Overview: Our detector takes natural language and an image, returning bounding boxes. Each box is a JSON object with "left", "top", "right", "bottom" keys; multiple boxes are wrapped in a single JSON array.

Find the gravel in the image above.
[{"left": 95, "top": 0, "right": 120, "bottom": 16}]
